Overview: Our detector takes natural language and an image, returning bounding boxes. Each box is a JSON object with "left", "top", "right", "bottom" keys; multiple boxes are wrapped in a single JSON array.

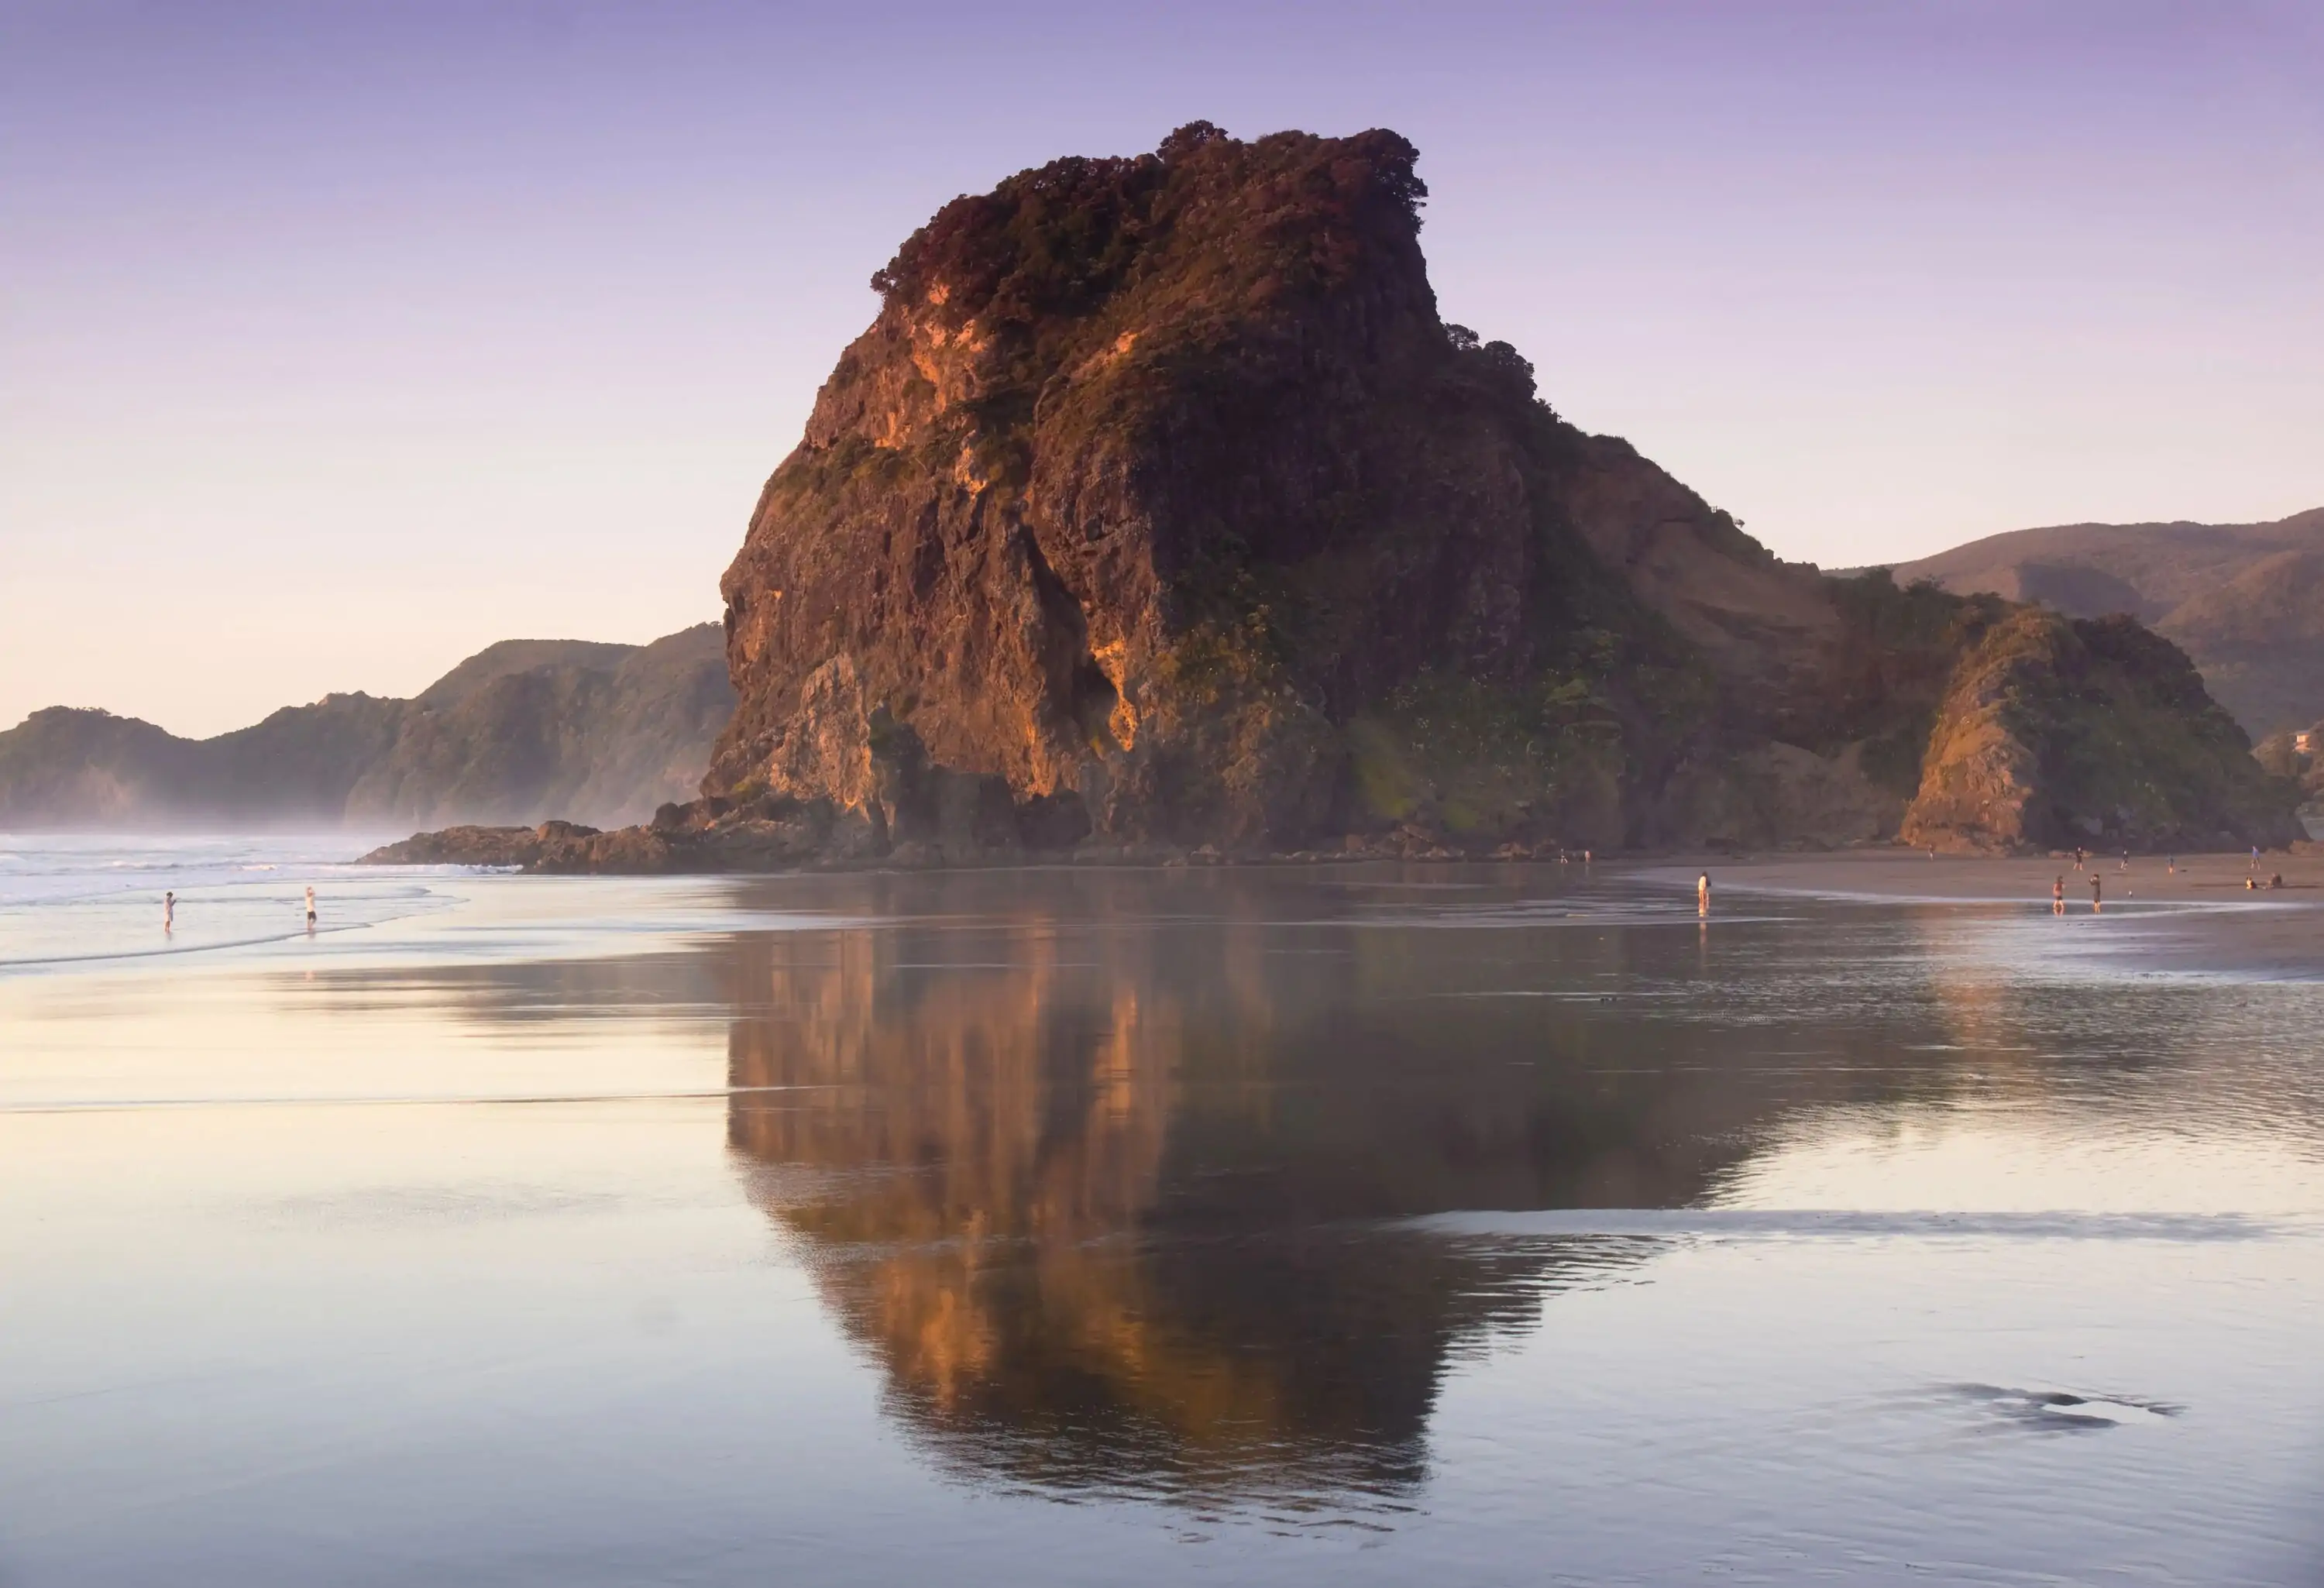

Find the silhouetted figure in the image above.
[{"left": 163, "top": 891, "right": 174, "bottom": 933}]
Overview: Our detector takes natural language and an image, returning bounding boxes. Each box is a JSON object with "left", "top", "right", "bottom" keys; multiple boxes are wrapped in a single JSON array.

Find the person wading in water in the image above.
[
  {"left": 2052, "top": 876, "right": 2065, "bottom": 915},
  {"left": 2091, "top": 875, "right": 2103, "bottom": 912},
  {"left": 1697, "top": 871, "right": 1711, "bottom": 916}
]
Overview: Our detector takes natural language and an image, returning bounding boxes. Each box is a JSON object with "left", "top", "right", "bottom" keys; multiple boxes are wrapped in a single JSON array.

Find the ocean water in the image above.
[{"left": 2, "top": 837, "right": 2320, "bottom": 1586}]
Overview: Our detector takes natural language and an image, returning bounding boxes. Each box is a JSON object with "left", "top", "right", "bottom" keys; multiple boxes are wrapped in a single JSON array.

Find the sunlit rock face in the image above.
[
  {"left": 1900, "top": 609, "right": 2298, "bottom": 854},
  {"left": 700, "top": 123, "right": 2289, "bottom": 860},
  {"left": 707, "top": 125, "right": 1879, "bottom": 854}
]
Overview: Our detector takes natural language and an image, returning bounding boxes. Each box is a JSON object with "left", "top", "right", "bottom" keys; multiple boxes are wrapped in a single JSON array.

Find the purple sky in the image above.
[{"left": 5, "top": 0, "right": 2320, "bottom": 737}]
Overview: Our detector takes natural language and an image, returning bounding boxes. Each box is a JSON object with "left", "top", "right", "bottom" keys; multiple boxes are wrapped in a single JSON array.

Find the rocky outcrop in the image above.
[
  {"left": 0, "top": 624, "right": 730, "bottom": 830},
  {"left": 1888, "top": 506, "right": 2324, "bottom": 737},
  {"left": 707, "top": 123, "right": 1855, "bottom": 858},
  {"left": 1901, "top": 609, "right": 2298, "bottom": 853},
  {"left": 366, "top": 125, "right": 2293, "bottom": 872}
]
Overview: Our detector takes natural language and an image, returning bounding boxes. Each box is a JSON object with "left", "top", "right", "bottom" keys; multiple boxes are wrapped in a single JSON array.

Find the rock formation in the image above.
[
  {"left": 1886, "top": 506, "right": 2324, "bottom": 737},
  {"left": 704, "top": 124, "right": 1868, "bottom": 855},
  {"left": 0, "top": 624, "right": 730, "bottom": 830},
  {"left": 366, "top": 125, "right": 2294, "bottom": 869},
  {"left": 1899, "top": 608, "right": 2297, "bottom": 853}
]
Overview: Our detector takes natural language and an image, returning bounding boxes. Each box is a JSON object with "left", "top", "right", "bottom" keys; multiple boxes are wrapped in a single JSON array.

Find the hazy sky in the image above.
[{"left": 5, "top": 1, "right": 2320, "bottom": 737}]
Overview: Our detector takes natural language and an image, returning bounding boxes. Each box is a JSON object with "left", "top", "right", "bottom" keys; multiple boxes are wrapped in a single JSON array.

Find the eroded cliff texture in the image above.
[{"left": 710, "top": 124, "right": 1867, "bottom": 854}]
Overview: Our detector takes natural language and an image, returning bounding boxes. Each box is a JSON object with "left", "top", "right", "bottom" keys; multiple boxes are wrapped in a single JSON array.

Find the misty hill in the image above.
[
  {"left": 1887, "top": 507, "right": 2324, "bottom": 737},
  {"left": 0, "top": 624, "right": 732, "bottom": 831},
  {"left": 373, "top": 125, "right": 2294, "bottom": 870}
]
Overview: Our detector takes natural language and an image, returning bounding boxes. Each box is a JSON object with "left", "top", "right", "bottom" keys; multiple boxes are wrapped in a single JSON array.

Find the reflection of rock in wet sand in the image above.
[{"left": 716, "top": 875, "right": 1834, "bottom": 1507}]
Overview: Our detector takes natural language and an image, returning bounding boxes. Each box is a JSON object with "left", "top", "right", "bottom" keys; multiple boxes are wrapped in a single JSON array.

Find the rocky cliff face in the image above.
[
  {"left": 366, "top": 125, "right": 2291, "bottom": 871},
  {"left": 710, "top": 124, "right": 1875, "bottom": 857},
  {"left": 0, "top": 624, "right": 730, "bottom": 830},
  {"left": 1899, "top": 608, "right": 2298, "bottom": 853}
]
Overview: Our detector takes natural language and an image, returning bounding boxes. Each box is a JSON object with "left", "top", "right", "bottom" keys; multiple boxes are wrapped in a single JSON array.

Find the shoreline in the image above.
[{"left": 1646, "top": 848, "right": 2324, "bottom": 981}]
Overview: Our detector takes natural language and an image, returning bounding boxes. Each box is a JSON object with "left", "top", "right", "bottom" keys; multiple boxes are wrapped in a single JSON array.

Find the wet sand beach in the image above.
[
  {"left": 1641, "top": 847, "right": 2324, "bottom": 981},
  {"left": 3, "top": 839, "right": 2320, "bottom": 1585}
]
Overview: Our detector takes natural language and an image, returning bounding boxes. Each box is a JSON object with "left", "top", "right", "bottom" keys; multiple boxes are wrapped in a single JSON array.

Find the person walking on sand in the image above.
[
  {"left": 2119, "top": 849, "right": 2130, "bottom": 871},
  {"left": 1697, "top": 871, "right": 1711, "bottom": 916},
  {"left": 2073, "top": 847, "right": 2085, "bottom": 871},
  {"left": 304, "top": 885, "right": 317, "bottom": 930},
  {"left": 163, "top": 891, "right": 174, "bottom": 933}
]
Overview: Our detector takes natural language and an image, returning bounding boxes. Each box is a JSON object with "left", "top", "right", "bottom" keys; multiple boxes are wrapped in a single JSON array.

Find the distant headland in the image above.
[{"left": 0, "top": 625, "right": 728, "bottom": 832}]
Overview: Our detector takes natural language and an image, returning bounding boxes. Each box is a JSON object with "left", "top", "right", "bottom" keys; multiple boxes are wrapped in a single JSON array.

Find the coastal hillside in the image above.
[
  {"left": 0, "top": 624, "right": 731, "bottom": 830},
  {"left": 1888, "top": 507, "right": 2324, "bottom": 737},
  {"left": 370, "top": 125, "right": 2292, "bottom": 871}
]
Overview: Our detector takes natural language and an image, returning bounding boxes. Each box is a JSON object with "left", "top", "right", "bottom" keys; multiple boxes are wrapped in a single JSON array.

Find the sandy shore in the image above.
[{"left": 1636, "top": 847, "right": 2324, "bottom": 980}]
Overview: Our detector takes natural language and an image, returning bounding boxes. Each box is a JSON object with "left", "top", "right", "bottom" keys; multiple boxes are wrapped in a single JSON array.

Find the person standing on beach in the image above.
[
  {"left": 163, "top": 891, "right": 174, "bottom": 932},
  {"left": 304, "top": 886, "right": 317, "bottom": 930},
  {"left": 2052, "top": 876, "right": 2064, "bottom": 915},
  {"left": 1697, "top": 871, "right": 1711, "bottom": 916},
  {"left": 2073, "top": 847, "right": 2085, "bottom": 871},
  {"left": 2091, "top": 875, "right": 2102, "bottom": 911}
]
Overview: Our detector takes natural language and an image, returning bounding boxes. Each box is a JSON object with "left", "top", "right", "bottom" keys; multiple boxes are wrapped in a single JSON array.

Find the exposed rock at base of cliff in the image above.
[{"left": 1900, "top": 609, "right": 2299, "bottom": 854}]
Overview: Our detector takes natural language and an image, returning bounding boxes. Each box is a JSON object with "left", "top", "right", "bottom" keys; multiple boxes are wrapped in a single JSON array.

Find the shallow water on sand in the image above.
[{"left": 2, "top": 840, "right": 2321, "bottom": 1585}]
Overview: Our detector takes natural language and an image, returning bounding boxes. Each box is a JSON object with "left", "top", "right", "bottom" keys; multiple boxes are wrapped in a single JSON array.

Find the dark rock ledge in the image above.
[{"left": 358, "top": 800, "right": 1600, "bottom": 875}]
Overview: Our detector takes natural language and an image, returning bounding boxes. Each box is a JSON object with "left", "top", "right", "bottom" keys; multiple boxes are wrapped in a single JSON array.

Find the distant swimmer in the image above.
[
  {"left": 305, "top": 885, "right": 317, "bottom": 930},
  {"left": 2052, "top": 876, "right": 2064, "bottom": 915},
  {"left": 163, "top": 891, "right": 174, "bottom": 932},
  {"left": 1697, "top": 871, "right": 1711, "bottom": 916}
]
